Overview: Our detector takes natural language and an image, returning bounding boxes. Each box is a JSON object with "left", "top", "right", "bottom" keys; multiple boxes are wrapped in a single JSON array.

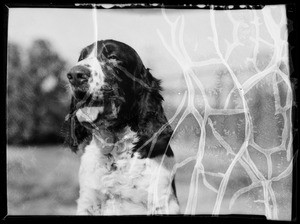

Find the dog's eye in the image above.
[{"left": 108, "top": 55, "right": 118, "bottom": 60}]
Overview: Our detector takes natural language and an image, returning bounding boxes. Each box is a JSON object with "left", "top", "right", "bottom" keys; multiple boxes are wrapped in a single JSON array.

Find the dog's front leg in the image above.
[
  {"left": 76, "top": 139, "right": 109, "bottom": 215},
  {"left": 76, "top": 187, "right": 103, "bottom": 215}
]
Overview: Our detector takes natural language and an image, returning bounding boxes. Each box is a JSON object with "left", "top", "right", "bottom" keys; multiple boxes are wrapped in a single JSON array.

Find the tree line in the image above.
[{"left": 7, "top": 39, "right": 70, "bottom": 145}]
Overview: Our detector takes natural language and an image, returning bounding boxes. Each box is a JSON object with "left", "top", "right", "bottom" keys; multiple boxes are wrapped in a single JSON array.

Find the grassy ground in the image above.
[
  {"left": 7, "top": 145, "right": 292, "bottom": 219},
  {"left": 7, "top": 145, "right": 79, "bottom": 215}
]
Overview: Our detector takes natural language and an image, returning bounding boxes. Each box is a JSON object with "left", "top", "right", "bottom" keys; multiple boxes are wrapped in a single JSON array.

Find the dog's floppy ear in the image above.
[
  {"left": 61, "top": 96, "right": 91, "bottom": 152},
  {"left": 136, "top": 68, "right": 164, "bottom": 118},
  {"left": 133, "top": 68, "right": 174, "bottom": 158}
]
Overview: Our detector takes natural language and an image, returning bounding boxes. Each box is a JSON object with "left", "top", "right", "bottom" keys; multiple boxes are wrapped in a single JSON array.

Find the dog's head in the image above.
[{"left": 62, "top": 39, "right": 165, "bottom": 152}]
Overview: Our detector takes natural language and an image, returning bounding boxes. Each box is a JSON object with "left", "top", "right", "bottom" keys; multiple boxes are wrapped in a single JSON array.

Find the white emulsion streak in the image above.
[{"left": 156, "top": 5, "right": 293, "bottom": 220}]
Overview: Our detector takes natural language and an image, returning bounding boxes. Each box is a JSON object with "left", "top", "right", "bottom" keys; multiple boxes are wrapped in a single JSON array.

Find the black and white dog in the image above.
[{"left": 62, "top": 39, "right": 180, "bottom": 215}]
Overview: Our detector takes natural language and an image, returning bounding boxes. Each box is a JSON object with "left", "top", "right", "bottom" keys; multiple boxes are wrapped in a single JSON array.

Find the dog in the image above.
[{"left": 62, "top": 39, "right": 180, "bottom": 215}]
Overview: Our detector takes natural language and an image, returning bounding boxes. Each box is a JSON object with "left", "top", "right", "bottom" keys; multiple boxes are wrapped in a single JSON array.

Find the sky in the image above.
[{"left": 8, "top": 6, "right": 286, "bottom": 91}]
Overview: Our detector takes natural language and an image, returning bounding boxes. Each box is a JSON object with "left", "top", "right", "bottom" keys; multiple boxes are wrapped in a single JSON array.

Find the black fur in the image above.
[
  {"left": 130, "top": 69, "right": 174, "bottom": 158},
  {"left": 62, "top": 97, "right": 91, "bottom": 152}
]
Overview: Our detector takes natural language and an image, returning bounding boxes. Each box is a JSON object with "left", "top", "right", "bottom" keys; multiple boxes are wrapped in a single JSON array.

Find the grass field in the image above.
[
  {"left": 7, "top": 144, "right": 292, "bottom": 219},
  {"left": 7, "top": 145, "right": 79, "bottom": 215}
]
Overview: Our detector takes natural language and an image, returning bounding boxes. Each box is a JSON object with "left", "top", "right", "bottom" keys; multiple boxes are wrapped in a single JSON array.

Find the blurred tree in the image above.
[
  {"left": 7, "top": 40, "right": 70, "bottom": 145},
  {"left": 26, "top": 39, "right": 69, "bottom": 143},
  {"left": 7, "top": 43, "right": 34, "bottom": 144}
]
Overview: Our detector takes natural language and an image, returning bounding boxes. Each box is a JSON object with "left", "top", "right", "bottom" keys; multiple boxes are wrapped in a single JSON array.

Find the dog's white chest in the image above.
[{"left": 77, "top": 127, "right": 180, "bottom": 215}]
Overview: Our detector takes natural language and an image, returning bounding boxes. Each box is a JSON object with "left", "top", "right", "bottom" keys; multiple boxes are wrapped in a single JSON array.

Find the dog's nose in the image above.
[{"left": 67, "top": 65, "right": 91, "bottom": 86}]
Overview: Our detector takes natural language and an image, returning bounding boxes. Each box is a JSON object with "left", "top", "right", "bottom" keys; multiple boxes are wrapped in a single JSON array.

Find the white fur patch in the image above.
[
  {"left": 76, "top": 53, "right": 106, "bottom": 95},
  {"left": 76, "top": 126, "right": 180, "bottom": 215}
]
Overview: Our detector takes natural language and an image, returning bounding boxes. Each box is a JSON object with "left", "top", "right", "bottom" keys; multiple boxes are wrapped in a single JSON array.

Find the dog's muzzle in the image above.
[
  {"left": 67, "top": 61, "right": 121, "bottom": 128},
  {"left": 67, "top": 65, "right": 91, "bottom": 87}
]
